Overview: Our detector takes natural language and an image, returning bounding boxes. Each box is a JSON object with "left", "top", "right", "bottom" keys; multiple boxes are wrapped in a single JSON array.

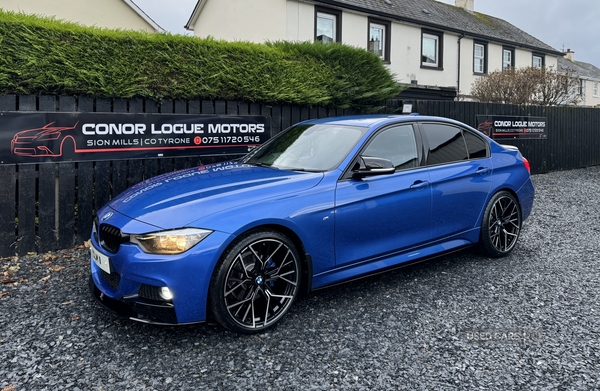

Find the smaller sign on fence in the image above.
[
  {"left": 0, "top": 112, "right": 271, "bottom": 164},
  {"left": 475, "top": 115, "right": 547, "bottom": 139}
]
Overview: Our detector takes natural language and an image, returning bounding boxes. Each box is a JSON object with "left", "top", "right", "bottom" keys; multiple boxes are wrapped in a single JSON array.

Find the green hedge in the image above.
[{"left": 0, "top": 10, "right": 402, "bottom": 110}]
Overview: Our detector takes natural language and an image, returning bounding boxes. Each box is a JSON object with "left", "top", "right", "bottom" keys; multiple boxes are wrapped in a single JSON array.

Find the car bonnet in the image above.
[{"left": 107, "top": 162, "right": 324, "bottom": 230}]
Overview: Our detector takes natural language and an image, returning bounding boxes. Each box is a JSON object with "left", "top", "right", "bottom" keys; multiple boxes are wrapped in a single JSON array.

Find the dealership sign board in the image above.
[
  {"left": 475, "top": 115, "right": 547, "bottom": 139},
  {"left": 1, "top": 112, "right": 271, "bottom": 164}
]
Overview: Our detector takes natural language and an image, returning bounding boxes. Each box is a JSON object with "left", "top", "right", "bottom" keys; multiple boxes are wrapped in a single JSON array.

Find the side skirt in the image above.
[{"left": 312, "top": 229, "right": 480, "bottom": 290}]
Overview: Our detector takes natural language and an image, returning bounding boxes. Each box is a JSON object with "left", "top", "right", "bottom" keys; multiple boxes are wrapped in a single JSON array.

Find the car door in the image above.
[
  {"left": 419, "top": 122, "right": 492, "bottom": 240},
  {"left": 334, "top": 123, "right": 432, "bottom": 267}
]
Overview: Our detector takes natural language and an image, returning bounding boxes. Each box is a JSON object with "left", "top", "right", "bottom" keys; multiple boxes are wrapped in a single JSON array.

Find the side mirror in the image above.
[{"left": 352, "top": 156, "right": 395, "bottom": 179}]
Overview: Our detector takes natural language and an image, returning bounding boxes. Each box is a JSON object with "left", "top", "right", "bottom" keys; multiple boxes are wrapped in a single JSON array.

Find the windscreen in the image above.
[{"left": 242, "top": 124, "right": 367, "bottom": 172}]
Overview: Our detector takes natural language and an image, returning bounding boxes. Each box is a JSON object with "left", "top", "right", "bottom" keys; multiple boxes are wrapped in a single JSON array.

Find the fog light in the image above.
[{"left": 159, "top": 287, "right": 173, "bottom": 301}]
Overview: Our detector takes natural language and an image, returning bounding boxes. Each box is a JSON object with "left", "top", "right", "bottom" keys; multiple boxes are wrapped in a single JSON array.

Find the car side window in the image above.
[
  {"left": 423, "top": 123, "right": 468, "bottom": 166},
  {"left": 463, "top": 130, "right": 489, "bottom": 159},
  {"left": 362, "top": 124, "right": 419, "bottom": 171}
]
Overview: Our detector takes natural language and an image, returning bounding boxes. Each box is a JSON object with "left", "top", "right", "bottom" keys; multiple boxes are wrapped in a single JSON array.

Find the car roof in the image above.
[{"left": 300, "top": 114, "right": 464, "bottom": 128}]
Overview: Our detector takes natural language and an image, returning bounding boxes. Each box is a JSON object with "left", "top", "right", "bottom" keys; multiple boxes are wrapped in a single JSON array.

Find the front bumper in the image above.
[
  {"left": 89, "top": 276, "right": 180, "bottom": 324},
  {"left": 89, "top": 224, "right": 232, "bottom": 325}
]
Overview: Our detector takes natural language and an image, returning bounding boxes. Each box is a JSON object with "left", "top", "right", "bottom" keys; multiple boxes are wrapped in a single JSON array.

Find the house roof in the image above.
[
  {"left": 185, "top": 0, "right": 205, "bottom": 30},
  {"left": 125, "top": 0, "right": 164, "bottom": 32},
  {"left": 316, "top": 0, "right": 562, "bottom": 55},
  {"left": 558, "top": 57, "right": 600, "bottom": 81},
  {"left": 185, "top": 0, "right": 561, "bottom": 56}
]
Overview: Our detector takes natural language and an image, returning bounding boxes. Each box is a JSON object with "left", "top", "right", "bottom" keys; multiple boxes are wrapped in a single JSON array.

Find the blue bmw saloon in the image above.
[{"left": 90, "top": 115, "right": 534, "bottom": 333}]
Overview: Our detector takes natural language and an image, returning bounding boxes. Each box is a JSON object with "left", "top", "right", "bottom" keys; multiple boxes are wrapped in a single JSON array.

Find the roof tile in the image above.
[
  {"left": 558, "top": 57, "right": 600, "bottom": 80},
  {"left": 322, "top": 0, "right": 560, "bottom": 54}
]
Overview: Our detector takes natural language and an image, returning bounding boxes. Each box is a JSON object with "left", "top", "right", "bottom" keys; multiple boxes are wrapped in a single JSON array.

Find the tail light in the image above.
[{"left": 523, "top": 157, "right": 531, "bottom": 173}]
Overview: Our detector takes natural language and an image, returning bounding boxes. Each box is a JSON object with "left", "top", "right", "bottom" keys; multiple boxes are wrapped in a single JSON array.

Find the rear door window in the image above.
[
  {"left": 422, "top": 123, "right": 468, "bottom": 165},
  {"left": 463, "top": 130, "right": 488, "bottom": 159}
]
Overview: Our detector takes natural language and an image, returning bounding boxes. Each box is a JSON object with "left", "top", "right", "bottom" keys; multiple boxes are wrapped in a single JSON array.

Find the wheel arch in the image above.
[
  {"left": 492, "top": 187, "right": 522, "bottom": 213},
  {"left": 478, "top": 188, "right": 523, "bottom": 257},
  {"left": 234, "top": 223, "right": 313, "bottom": 297},
  {"left": 474, "top": 187, "right": 519, "bottom": 233},
  {"left": 206, "top": 223, "right": 311, "bottom": 332},
  {"left": 206, "top": 221, "right": 313, "bottom": 317},
  {"left": 59, "top": 135, "right": 77, "bottom": 156}
]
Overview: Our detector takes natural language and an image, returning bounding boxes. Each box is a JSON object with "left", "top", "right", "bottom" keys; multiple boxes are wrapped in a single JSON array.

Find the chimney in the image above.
[
  {"left": 564, "top": 49, "right": 575, "bottom": 61},
  {"left": 455, "top": 0, "right": 474, "bottom": 12}
]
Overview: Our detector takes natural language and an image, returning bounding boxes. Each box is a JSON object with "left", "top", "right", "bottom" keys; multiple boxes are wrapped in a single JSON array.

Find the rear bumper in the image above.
[{"left": 517, "top": 176, "right": 535, "bottom": 221}]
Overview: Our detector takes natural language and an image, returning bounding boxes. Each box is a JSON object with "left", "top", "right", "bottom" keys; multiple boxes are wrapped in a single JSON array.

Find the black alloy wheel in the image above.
[
  {"left": 209, "top": 230, "right": 301, "bottom": 334},
  {"left": 480, "top": 191, "right": 522, "bottom": 257}
]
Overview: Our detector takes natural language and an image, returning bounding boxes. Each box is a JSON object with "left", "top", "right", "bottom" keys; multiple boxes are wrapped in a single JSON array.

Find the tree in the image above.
[
  {"left": 470, "top": 66, "right": 581, "bottom": 106},
  {"left": 532, "top": 66, "right": 581, "bottom": 106}
]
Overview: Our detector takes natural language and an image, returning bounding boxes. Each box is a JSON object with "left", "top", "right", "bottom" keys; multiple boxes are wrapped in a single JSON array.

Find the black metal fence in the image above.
[{"left": 1, "top": 95, "right": 599, "bottom": 256}]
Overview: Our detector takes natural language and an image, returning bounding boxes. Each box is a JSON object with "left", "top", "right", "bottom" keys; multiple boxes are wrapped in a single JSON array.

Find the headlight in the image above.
[
  {"left": 130, "top": 228, "right": 212, "bottom": 254},
  {"left": 38, "top": 133, "right": 61, "bottom": 140}
]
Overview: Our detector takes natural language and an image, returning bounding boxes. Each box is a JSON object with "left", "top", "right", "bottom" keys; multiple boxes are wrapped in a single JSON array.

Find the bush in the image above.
[{"left": 0, "top": 10, "right": 401, "bottom": 110}]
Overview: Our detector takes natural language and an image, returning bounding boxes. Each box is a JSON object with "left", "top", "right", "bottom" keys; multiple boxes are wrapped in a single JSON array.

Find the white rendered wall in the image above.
[
  {"left": 193, "top": 0, "right": 287, "bottom": 42},
  {"left": 1, "top": 0, "right": 156, "bottom": 31}
]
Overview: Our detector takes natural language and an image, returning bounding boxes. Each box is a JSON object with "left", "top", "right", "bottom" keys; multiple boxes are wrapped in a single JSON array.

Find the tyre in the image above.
[
  {"left": 479, "top": 191, "right": 522, "bottom": 257},
  {"left": 209, "top": 229, "right": 301, "bottom": 334}
]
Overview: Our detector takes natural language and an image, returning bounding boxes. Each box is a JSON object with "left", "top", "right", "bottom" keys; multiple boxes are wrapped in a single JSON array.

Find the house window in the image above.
[
  {"left": 593, "top": 82, "right": 599, "bottom": 97},
  {"left": 315, "top": 7, "right": 341, "bottom": 43},
  {"left": 502, "top": 48, "right": 514, "bottom": 70},
  {"left": 580, "top": 79, "right": 586, "bottom": 96},
  {"left": 474, "top": 42, "right": 487, "bottom": 74},
  {"left": 368, "top": 19, "right": 390, "bottom": 62},
  {"left": 532, "top": 53, "right": 544, "bottom": 68},
  {"left": 422, "top": 31, "right": 443, "bottom": 68}
]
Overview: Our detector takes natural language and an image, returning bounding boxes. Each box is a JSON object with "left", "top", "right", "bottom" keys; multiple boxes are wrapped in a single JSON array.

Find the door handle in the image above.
[
  {"left": 476, "top": 167, "right": 491, "bottom": 175},
  {"left": 410, "top": 180, "right": 430, "bottom": 189}
]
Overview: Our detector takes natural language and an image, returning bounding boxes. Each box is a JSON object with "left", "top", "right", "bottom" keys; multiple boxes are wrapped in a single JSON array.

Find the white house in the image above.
[
  {"left": 185, "top": 0, "right": 563, "bottom": 99},
  {"left": 559, "top": 50, "right": 600, "bottom": 107},
  {"left": 0, "top": 0, "right": 163, "bottom": 32}
]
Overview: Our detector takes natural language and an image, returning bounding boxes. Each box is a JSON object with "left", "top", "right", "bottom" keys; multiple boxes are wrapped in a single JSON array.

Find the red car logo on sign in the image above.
[{"left": 11, "top": 122, "right": 78, "bottom": 157}]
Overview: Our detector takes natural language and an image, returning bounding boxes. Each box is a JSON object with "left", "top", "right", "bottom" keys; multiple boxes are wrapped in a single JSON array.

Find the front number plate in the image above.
[{"left": 91, "top": 245, "right": 111, "bottom": 274}]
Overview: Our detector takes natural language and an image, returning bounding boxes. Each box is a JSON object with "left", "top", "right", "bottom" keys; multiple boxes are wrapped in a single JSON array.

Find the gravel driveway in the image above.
[{"left": 1, "top": 166, "right": 599, "bottom": 391}]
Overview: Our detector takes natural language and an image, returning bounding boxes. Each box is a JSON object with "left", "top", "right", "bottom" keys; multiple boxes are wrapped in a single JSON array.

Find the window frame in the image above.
[
  {"left": 593, "top": 82, "right": 599, "bottom": 97},
  {"left": 532, "top": 53, "right": 545, "bottom": 68},
  {"left": 361, "top": 124, "right": 420, "bottom": 172},
  {"left": 502, "top": 47, "right": 515, "bottom": 70},
  {"left": 314, "top": 6, "right": 342, "bottom": 43},
  {"left": 340, "top": 123, "right": 425, "bottom": 180},
  {"left": 473, "top": 41, "right": 488, "bottom": 74},
  {"left": 419, "top": 122, "right": 490, "bottom": 167},
  {"left": 463, "top": 129, "right": 489, "bottom": 160},
  {"left": 422, "top": 123, "right": 468, "bottom": 166},
  {"left": 368, "top": 18, "right": 391, "bottom": 63},
  {"left": 421, "top": 30, "right": 444, "bottom": 70}
]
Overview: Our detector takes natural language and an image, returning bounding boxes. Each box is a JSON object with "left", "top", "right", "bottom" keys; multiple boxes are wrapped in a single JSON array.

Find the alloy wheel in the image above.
[
  {"left": 487, "top": 195, "right": 521, "bottom": 253},
  {"left": 222, "top": 237, "right": 299, "bottom": 331}
]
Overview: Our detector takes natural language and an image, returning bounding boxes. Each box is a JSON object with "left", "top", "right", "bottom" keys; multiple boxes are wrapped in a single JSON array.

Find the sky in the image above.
[
  {"left": 133, "top": 0, "right": 196, "bottom": 35},
  {"left": 436, "top": 0, "right": 600, "bottom": 66},
  {"left": 133, "top": 0, "right": 600, "bottom": 67}
]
